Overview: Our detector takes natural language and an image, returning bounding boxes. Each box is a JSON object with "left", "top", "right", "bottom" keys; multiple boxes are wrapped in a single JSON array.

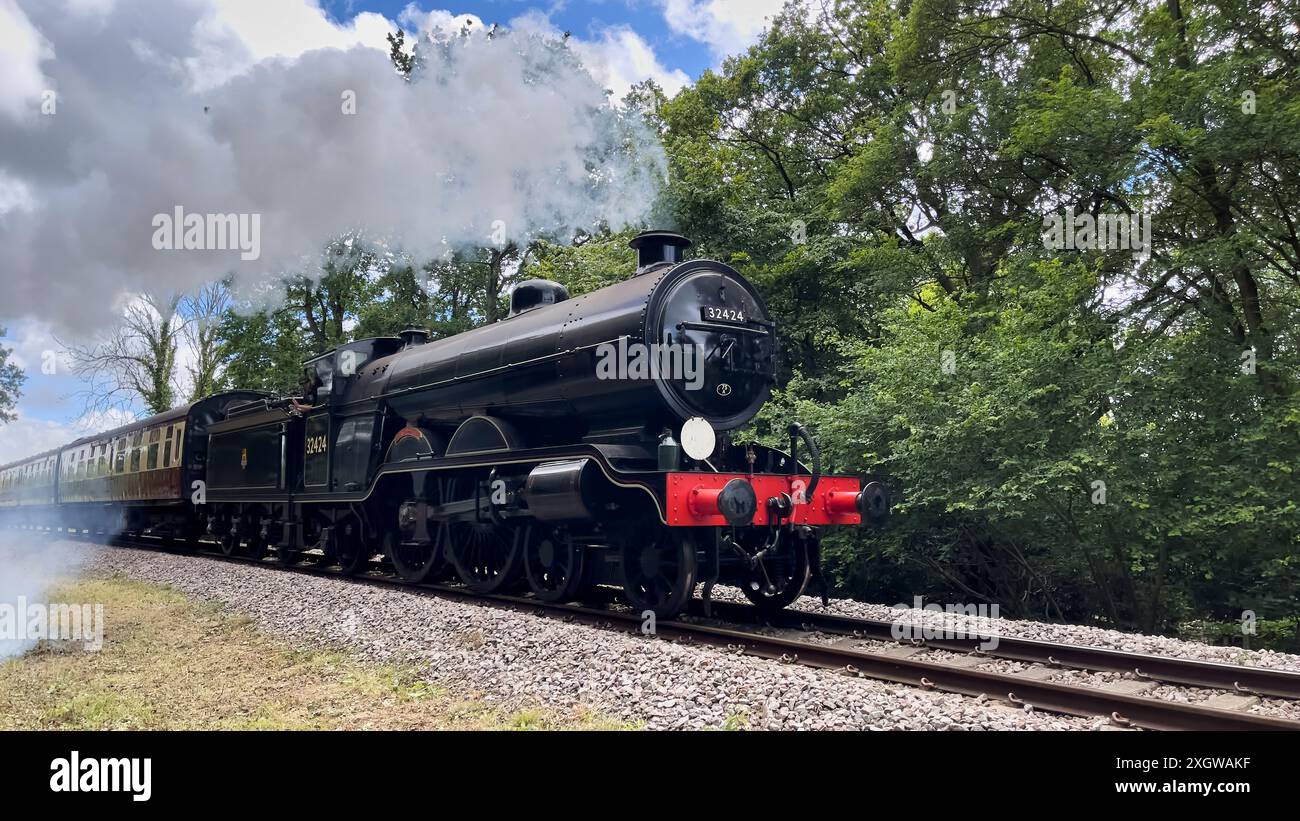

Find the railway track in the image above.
[
  {"left": 693, "top": 600, "right": 1300, "bottom": 700},
  {"left": 24, "top": 528, "right": 1300, "bottom": 731}
]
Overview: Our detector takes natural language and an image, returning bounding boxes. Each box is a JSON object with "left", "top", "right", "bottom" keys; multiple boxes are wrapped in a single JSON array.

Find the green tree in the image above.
[
  {"left": 659, "top": 0, "right": 1300, "bottom": 641},
  {"left": 0, "top": 329, "right": 26, "bottom": 424},
  {"left": 183, "top": 280, "right": 232, "bottom": 401},
  {"left": 522, "top": 229, "right": 639, "bottom": 295},
  {"left": 219, "top": 234, "right": 380, "bottom": 394},
  {"left": 68, "top": 293, "right": 182, "bottom": 416}
]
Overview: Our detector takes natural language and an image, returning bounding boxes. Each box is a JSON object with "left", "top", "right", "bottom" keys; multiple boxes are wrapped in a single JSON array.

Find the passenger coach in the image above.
[{"left": 0, "top": 392, "right": 266, "bottom": 540}]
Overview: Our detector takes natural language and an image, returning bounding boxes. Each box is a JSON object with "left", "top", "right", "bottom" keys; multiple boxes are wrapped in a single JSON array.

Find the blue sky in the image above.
[
  {"left": 0, "top": 0, "right": 788, "bottom": 464},
  {"left": 326, "top": 0, "right": 718, "bottom": 78}
]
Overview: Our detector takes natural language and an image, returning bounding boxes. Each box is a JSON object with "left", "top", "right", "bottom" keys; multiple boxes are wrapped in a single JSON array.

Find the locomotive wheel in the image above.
[
  {"left": 246, "top": 532, "right": 268, "bottom": 561},
  {"left": 524, "top": 529, "right": 584, "bottom": 602},
  {"left": 386, "top": 477, "right": 453, "bottom": 583},
  {"left": 334, "top": 519, "right": 372, "bottom": 576},
  {"left": 448, "top": 520, "right": 523, "bottom": 594},
  {"left": 384, "top": 529, "right": 445, "bottom": 583},
  {"left": 218, "top": 524, "right": 239, "bottom": 557},
  {"left": 740, "top": 537, "right": 812, "bottom": 611},
  {"left": 621, "top": 531, "right": 697, "bottom": 619}
]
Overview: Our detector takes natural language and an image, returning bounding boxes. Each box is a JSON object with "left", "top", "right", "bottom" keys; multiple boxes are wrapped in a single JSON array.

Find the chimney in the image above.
[
  {"left": 629, "top": 231, "right": 691, "bottom": 274},
  {"left": 398, "top": 328, "right": 430, "bottom": 349}
]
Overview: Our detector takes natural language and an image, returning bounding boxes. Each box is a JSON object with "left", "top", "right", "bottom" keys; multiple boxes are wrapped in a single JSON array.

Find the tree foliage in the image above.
[
  {"left": 68, "top": 293, "right": 183, "bottom": 416},
  {"left": 0, "top": 329, "right": 25, "bottom": 425},
  {"left": 660, "top": 0, "right": 1300, "bottom": 642}
]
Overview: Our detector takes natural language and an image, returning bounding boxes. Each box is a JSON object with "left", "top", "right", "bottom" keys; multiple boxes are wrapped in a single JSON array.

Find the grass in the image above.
[{"left": 0, "top": 575, "right": 634, "bottom": 731}]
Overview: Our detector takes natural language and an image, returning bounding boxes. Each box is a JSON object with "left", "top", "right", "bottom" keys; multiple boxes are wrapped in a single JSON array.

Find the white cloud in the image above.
[
  {"left": 185, "top": 0, "right": 396, "bottom": 91},
  {"left": 397, "top": 6, "right": 485, "bottom": 36},
  {"left": 0, "top": 169, "right": 35, "bottom": 215},
  {"left": 659, "top": 0, "right": 789, "bottom": 60},
  {"left": 0, "top": 405, "right": 140, "bottom": 465},
  {"left": 0, "top": 317, "right": 60, "bottom": 373},
  {"left": 0, "top": 0, "right": 52, "bottom": 122},
  {"left": 1, "top": 1, "right": 667, "bottom": 334},
  {"left": 573, "top": 26, "right": 692, "bottom": 99},
  {"left": 510, "top": 10, "right": 690, "bottom": 99},
  {"left": 0, "top": 412, "right": 82, "bottom": 464}
]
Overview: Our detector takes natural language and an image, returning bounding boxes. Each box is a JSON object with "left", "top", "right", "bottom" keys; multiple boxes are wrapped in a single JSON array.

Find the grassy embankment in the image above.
[{"left": 0, "top": 575, "right": 633, "bottom": 730}]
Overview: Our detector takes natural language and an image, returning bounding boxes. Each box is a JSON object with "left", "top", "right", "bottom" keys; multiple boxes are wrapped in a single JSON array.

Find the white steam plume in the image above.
[
  {"left": 0, "top": 533, "right": 94, "bottom": 659},
  {"left": 0, "top": 1, "right": 667, "bottom": 333}
]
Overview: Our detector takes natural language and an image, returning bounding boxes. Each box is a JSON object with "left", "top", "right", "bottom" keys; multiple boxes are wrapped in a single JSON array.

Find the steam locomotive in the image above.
[{"left": 0, "top": 232, "right": 888, "bottom": 617}]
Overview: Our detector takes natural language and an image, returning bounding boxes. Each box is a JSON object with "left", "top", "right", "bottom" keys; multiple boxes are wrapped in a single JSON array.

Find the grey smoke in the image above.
[
  {"left": 0, "top": 532, "right": 92, "bottom": 659},
  {"left": 0, "top": 1, "right": 668, "bottom": 333}
]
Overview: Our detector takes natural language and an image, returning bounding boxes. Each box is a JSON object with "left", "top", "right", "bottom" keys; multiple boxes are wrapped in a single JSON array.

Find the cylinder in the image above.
[{"left": 521, "top": 459, "right": 602, "bottom": 521}]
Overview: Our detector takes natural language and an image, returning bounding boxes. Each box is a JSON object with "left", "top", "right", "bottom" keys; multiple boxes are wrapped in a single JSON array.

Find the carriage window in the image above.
[
  {"left": 147, "top": 429, "right": 160, "bottom": 470},
  {"left": 172, "top": 423, "right": 185, "bottom": 466},
  {"left": 162, "top": 428, "right": 172, "bottom": 469}
]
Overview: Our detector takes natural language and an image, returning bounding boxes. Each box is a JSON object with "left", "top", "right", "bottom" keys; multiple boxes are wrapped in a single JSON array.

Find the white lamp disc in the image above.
[{"left": 680, "top": 417, "right": 716, "bottom": 461}]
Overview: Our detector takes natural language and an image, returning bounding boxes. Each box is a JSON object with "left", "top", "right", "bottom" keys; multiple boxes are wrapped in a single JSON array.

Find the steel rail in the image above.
[
  {"left": 692, "top": 600, "right": 1300, "bottom": 700},
  {"left": 27, "top": 530, "right": 1300, "bottom": 731}
]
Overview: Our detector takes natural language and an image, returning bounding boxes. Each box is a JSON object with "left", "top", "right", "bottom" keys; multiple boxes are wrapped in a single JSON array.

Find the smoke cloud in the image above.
[
  {"left": 0, "top": 1, "right": 668, "bottom": 333},
  {"left": 0, "top": 532, "right": 94, "bottom": 659}
]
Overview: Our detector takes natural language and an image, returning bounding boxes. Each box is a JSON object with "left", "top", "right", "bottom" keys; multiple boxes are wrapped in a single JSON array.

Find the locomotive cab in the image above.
[
  {"left": 304, "top": 337, "right": 404, "bottom": 407},
  {"left": 299, "top": 337, "right": 406, "bottom": 493}
]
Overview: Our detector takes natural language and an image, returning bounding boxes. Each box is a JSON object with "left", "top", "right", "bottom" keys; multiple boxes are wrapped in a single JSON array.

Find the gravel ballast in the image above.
[
  {"left": 754, "top": 589, "right": 1300, "bottom": 672},
  {"left": 71, "top": 544, "right": 1098, "bottom": 730},
  {"left": 46, "top": 541, "right": 1299, "bottom": 730}
]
